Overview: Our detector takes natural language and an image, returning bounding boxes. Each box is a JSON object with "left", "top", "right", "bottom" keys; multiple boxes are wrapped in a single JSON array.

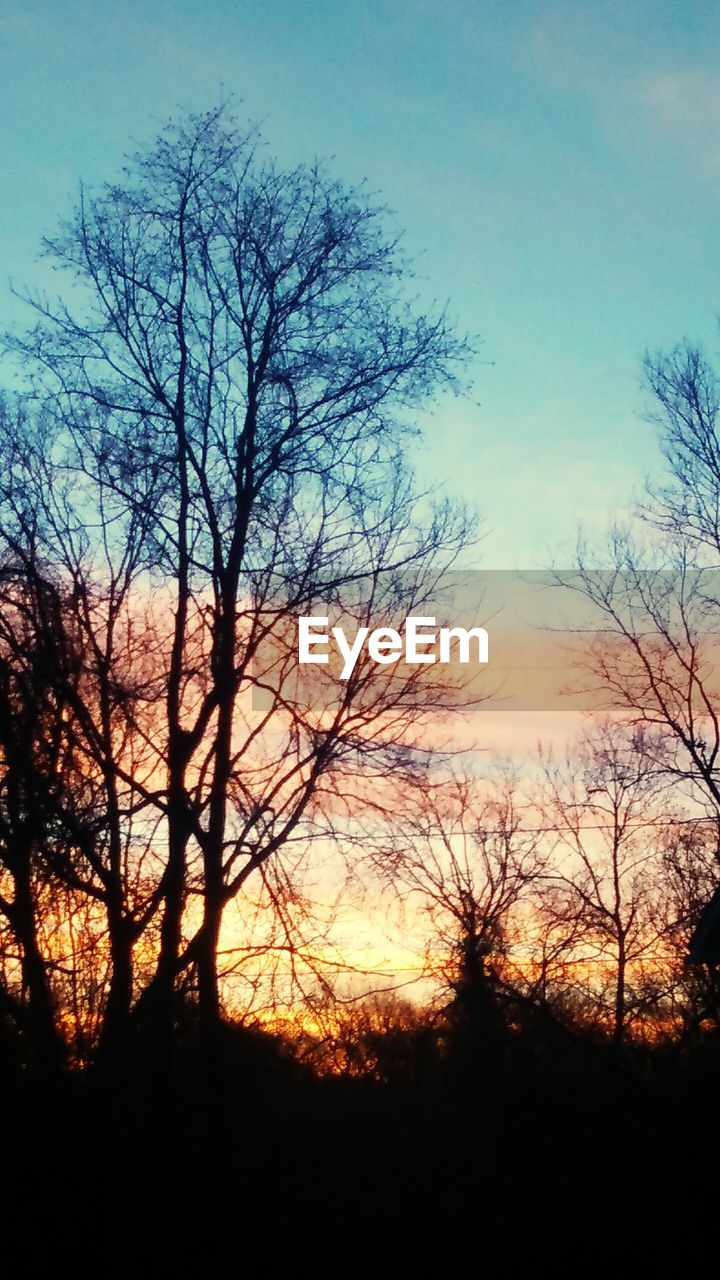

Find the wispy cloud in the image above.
[
  {"left": 525, "top": 3, "right": 720, "bottom": 175},
  {"left": 631, "top": 70, "right": 720, "bottom": 169}
]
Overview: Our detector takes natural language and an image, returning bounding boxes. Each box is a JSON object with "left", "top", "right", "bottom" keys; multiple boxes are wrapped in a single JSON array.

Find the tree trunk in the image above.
[
  {"left": 613, "top": 941, "right": 627, "bottom": 1049},
  {"left": 196, "top": 889, "right": 223, "bottom": 1032},
  {"left": 133, "top": 784, "right": 190, "bottom": 1044},
  {"left": 97, "top": 912, "right": 134, "bottom": 1062},
  {"left": 13, "top": 867, "right": 64, "bottom": 1074}
]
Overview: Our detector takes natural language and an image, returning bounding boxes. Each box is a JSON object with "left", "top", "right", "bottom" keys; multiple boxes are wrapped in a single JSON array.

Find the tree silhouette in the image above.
[
  {"left": 380, "top": 774, "right": 546, "bottom": 1065},
  {"left": 0, "top": 106, "right": 474, "bottom": 1057},
  {"left": 567, "top": 336, "right": 720, "bottom": 1001},
  {"left": 538, "top": 721, "right": 672, "bottom": 1047}
]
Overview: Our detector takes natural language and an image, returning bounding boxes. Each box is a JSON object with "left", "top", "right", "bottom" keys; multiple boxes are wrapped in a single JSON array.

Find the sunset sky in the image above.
[
  {"left": 3, "top": 1, "right": 720, "bottom": 567},
  {"left": 3, "top": 18, "right": 720, "bottom": 1260}
]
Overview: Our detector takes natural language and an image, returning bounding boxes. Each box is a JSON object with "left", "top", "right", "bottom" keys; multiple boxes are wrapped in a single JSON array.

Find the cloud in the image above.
[
  {"left": 631, "top": 70, "right": 720, "bottom": 169},
  {"left": 525, "top": 3, "right": 720, "bottom": 176}
]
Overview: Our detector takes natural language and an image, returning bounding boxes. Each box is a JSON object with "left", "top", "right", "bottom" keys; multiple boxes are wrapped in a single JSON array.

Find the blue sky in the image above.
[{"left": 2, "top": 0, "right": 720, "bottom": 564}]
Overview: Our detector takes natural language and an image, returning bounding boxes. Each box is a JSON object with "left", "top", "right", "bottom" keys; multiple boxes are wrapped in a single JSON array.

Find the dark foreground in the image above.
[{"left": 2, "top": 1023, "right": 719, "bottom": 1273}]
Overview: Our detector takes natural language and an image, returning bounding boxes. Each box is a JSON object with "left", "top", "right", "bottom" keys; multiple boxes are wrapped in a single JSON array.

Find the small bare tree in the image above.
[
  {"left": 382, "top": 774, "right": 547, "bottom": 1050},
  {"left": 538, "top": 720, "right": 672, "bottom": 1047}
]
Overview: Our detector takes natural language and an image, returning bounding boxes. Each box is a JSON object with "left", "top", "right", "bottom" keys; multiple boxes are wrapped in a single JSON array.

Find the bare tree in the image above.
[
  {"left": 0, "top": 562, "right": 68, "bottom": 1072},
  {"left": 566, "top": 336, "right": 720, "bottom": 812},
  {"left": 564, "top": 336, "right": 720, "bottom": 1007},
  {"left": 538, "top": 720, "right": 673, "bottom": 1047},
  {"left": 643, "top": 342, "right": 720, "bottom": 560},
  {"left": 1, "top": 106, "right": 475, "bottom": 1054},
  {"left": 381, "top": 773, "right": 547, "bottom": 1050},
  {"left": 0, "top": 399, "right": 166, "bottom": 1063},
  {"left": 657, "top": 818, "right": 720, "bottom": 1041}
]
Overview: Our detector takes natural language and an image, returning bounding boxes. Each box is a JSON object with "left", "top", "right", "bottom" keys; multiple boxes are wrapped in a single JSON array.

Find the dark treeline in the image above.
[
  {"left": 2, "top": 975, "right": 720, "bottom": 1268},
  {"left": 3, "top": 106, "right": 720, "bottom": 1265}
]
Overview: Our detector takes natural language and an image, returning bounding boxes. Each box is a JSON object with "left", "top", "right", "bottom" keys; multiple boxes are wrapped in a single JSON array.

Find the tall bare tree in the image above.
[
  {"left": 568, "top": 338, "right": 720, "bottom": 812},
  {"left": 1, "top": 106, "right": 475, "bottom": 1053},
  {"left": 565, "top": 336, "right": 720, "bottom": 996}
]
